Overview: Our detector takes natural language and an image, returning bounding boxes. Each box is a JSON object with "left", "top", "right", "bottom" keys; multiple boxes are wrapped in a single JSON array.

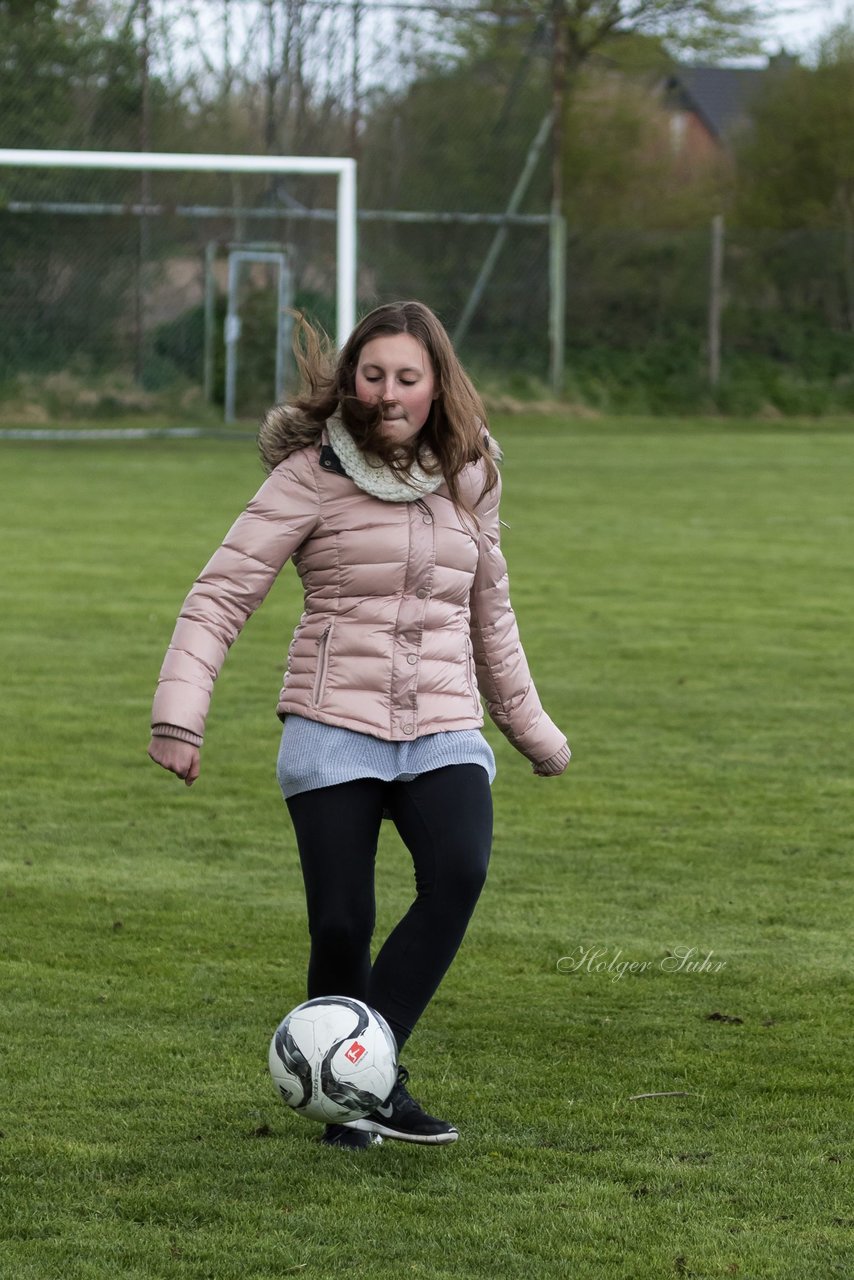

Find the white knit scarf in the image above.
[{"left": 326, "top": 416, "right": 444, "bottom": 503}]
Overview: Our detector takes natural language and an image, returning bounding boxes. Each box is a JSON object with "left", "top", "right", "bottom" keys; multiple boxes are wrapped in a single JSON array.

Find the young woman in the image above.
[{"left": 148, "top": 301, "right": 569, "bottom": 1149}]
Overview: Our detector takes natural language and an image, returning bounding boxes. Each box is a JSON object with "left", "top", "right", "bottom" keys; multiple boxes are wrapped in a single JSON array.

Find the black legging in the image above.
[{"left": 285, "top": 764, "right": 493, "bottom": 1054}]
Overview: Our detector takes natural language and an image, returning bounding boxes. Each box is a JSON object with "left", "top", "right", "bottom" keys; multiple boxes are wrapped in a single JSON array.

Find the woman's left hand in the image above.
[{"left": 531, "top": 745, "right": 571, "bottom": 777}]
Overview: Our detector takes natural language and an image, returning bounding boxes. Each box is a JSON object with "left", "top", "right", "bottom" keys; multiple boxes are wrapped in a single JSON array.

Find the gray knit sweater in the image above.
[{"left": 277, "top": 713, "right": 496, "bottom": 816}]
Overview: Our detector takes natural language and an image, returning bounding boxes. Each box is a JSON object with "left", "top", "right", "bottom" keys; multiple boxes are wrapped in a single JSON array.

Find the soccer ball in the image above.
[{"left": 268, "top": 996, "right": 398, "bottom": 1124}]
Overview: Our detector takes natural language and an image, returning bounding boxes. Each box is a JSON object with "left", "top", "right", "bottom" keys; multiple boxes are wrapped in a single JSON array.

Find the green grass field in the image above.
[{"left": 1, "top": 417, "right": 852, "bottom": 1279}]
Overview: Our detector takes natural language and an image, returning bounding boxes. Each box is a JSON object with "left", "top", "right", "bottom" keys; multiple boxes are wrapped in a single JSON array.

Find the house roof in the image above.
[{"left": 664, "top": 64, "right": 780, "bottom": 141}]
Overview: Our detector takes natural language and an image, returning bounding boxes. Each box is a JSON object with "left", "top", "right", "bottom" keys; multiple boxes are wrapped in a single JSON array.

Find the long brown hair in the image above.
[{"left": 258, "top": 301, "right": 500, "bottom": 519}]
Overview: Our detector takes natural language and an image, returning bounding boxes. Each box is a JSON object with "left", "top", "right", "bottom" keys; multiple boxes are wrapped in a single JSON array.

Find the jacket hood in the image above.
[
  {"left": 258, "top": 405, "right": 322, "bottom": 472},
  {"left": 483, "top": 432, "right": 503, "bottom": 463}
]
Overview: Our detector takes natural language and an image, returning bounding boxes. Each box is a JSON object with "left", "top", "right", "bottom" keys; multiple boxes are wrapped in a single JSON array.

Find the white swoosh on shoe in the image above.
[{"left": 376, "top": 1101, "right": 395, "bottom": 1118}]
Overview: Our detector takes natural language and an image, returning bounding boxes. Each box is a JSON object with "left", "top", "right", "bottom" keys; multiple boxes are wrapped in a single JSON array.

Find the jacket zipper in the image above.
[{"left": 312, "top": 622, "right": 333, "bottom": 707}]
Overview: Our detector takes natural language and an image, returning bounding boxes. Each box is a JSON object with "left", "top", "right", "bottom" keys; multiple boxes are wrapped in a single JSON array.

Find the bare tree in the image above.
[{"left": 554, "top": 0, "right": 763, "bottom": 66}]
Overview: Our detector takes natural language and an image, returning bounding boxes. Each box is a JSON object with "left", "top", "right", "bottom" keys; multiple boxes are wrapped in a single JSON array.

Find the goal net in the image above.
[{"left": 0, "top": 149, "right": 356, "bottom": 424}]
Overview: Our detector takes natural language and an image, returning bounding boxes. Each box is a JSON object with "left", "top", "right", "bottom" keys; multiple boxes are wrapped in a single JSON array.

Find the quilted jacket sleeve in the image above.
[
  {"left": 150, "top": 450, "right": 320, "bottom": 744},
  {"left": 469, "top": 467, "right": 569, "bottom": 768}
]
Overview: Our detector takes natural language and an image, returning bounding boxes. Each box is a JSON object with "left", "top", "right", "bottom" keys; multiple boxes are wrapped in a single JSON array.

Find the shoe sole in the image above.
[{"left": 346, "top": 1118, "right": 459, "bottom": 1145}]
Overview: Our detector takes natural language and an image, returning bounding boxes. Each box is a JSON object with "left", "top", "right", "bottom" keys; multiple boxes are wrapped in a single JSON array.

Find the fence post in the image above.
[
  {"left": 135, "top": 0, "right": 152, "bottom": 387},
  {"left": 549, "top": 0, "right": 567, "bottom": 397},
  {"left": 549, "top": 212, "right": 566, "bottom": 396},
  {"left": 203, "top": 241, "right": 217, "bottom": 405},
  {"left": 709, "top": 213, "right": 725, "bottom": 390}
]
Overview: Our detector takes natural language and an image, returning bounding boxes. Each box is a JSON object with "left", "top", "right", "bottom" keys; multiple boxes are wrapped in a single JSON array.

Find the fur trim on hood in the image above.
[
  {"left": 258, "top": 405, "right": 322, "bottom": 473},
  {"left": 484, "top": 432, "right": 503, "bottom": 463}
]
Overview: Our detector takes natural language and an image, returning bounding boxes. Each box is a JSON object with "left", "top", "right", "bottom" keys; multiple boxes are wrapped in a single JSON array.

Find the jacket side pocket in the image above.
[
  {"left": 312, "top": 621, "right": 334, "bottom": 707},
  {"left": 465, "top": 638, "right": 480, "bottom": 713}
]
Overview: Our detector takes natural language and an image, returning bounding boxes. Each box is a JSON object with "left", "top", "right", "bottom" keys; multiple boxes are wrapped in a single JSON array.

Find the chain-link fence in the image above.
[
  {"left": 1, "top": 1, "right": 853, "bottom": 421},
  {"left": 560, "top": 226, "right": 854, "bottom": 414},
  {"left": 3, "top": 173, "right": 852, "bottom": 420}
]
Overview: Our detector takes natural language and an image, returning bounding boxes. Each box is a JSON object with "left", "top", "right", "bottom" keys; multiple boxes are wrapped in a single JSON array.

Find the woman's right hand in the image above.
[{"left": 148, "top": 737, "right": 201, "bottom": 787}]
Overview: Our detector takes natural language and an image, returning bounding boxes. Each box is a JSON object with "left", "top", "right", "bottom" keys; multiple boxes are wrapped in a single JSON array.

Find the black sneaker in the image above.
[
  {"left": 345, "top": 1065, "right": 459, "bottom": 1145},
  {"left": 319, "top": 1123, "right": 382, "bottom": 1150}
]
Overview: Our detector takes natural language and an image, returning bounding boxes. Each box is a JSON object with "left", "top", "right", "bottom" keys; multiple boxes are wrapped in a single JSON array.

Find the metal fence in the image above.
[
  {"left": 3, "top": 167, "right": 852, "bottom": 420},
  {"left": 1, "top": 1, "right": 853, "bottom": 420}
]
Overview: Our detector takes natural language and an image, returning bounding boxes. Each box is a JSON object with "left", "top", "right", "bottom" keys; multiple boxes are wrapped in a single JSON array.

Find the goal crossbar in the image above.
[{"left": 0, "top": 147, "right": 357, "bottom": 347}]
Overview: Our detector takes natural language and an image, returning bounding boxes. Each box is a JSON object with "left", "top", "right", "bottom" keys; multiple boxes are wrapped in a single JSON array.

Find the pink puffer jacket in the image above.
[{"left": 151, "top": 426, "right": 569, "bottom": 769}]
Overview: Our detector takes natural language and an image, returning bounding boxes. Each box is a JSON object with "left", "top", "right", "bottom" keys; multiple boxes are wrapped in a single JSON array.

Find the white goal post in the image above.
[{"left": 0, "top": 147, "right": 357, "bottom": 348}]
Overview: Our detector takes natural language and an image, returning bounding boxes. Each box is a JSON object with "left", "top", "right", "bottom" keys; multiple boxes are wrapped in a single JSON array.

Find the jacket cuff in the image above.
[
  {"left": 151, "top": 723, "right": 203, "bottom": 748},
  {"left": 532, "top": 743, "right": 571, "bottom": 774}
]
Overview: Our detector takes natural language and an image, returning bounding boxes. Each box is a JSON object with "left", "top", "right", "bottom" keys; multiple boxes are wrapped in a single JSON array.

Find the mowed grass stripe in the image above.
[{"left": 1, "top": 419, "right": 852, "bottom": 1280}]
